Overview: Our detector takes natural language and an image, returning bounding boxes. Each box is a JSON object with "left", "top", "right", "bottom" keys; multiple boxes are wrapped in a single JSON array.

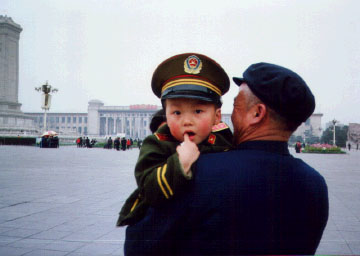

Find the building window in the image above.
[
  {"left": 78, "top": 127, "right": 82, "bottom": 134},
  {"left": 79, "top": 117, "right": 82, "bottom": 123},
  {"left": 50, "top": 117, "right": 55, "bottom": 123},
  {"left": 67, "top": 117, "right": 71, "bottom": 123},
  {"left": 62, "top": 117, "right": 65, "bottom": 123},
  {"left": 56, "top": 117, "right": 59, "bottom": 123},
  {"left": 73, "top": 117, "right": 77, "bottom": 123},
  {"left": 85, "top": 117, "right": 88, "bottom": 123},
  {"left": 40, "top": 117, "right": 43, "bottom": 123},
  {"left": 84, "top": 127, "right": 87, "bottom": 135},
  {"left": 305, "top": 118, "right": 310, "bottom": 125}
]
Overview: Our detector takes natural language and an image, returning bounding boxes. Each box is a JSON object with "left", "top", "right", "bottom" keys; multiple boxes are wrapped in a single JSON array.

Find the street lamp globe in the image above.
[{"left": 35, "top": 81, "right": 58, "bottom": 132}]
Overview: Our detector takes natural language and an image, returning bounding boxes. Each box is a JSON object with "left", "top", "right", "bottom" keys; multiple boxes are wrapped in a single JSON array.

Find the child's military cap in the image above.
[{"left": 152, "top": 53, "right": 230, "bottom": 105}]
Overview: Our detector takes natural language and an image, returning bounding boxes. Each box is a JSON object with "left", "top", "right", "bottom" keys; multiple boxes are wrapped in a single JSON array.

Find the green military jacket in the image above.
[{"left": 117, "top": 122, "right": 233, "bottom": 226}]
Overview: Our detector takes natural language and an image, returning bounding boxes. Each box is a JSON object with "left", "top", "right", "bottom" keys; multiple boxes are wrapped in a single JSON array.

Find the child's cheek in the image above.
[
  {"left": 169, "top": 123, "right": 182, "bottom": 140},
  {"left": 198, "top": 119, "right": 212, "bottom": 135}
]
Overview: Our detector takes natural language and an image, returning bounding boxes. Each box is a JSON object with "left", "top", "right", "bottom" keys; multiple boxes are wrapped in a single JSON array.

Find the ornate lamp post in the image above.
[
  {"left": 35, "top": 81, "right": 58, "bottom": 132},
  {"left": 332, "top": 119, "right": 337, "bottom": 146}
]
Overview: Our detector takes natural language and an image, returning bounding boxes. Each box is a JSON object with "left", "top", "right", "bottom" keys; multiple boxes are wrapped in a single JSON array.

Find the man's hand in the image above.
[{"left": 176, "top": 133, "right": 200, "bottom": 175}]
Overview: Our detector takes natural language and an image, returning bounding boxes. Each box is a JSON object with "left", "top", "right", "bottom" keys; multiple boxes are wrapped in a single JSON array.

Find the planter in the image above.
[{"left": 301, "top": 144, "right": 346, "bottom": 154}]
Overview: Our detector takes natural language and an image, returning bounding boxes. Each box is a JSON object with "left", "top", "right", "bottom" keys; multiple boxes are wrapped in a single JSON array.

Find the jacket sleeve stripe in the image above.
[
  {"left": 130, "top": 198, "right": 139, "bottom": 212},
  {"left": 157, "top": 166, "right": 169, "bottom": 199},
  {"left": 161, "top": 164, "right": 174, "bottom": 196}
]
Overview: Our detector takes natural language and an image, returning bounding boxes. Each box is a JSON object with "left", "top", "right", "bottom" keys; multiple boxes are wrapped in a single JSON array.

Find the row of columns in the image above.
[{"left": 101, "top": 115, "right": 151, "bottom": 138}]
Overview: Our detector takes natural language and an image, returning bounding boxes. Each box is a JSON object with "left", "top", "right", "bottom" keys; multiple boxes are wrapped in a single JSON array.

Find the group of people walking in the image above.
[
  {"left": 40, "top": 136, "right": 59, "bottom": 148},
  {"left": 104, "top": 137, "right": 142, "bottom": 151},
  {"left": 76, "top": 136, "right": 142, "bottom": 150},
  {"left": 76, "top": 137, "right": 97, "bottom": 148}
]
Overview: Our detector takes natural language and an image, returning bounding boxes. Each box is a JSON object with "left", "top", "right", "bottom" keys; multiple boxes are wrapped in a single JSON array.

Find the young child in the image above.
[{"left": 117, "top": 53, "right": 233, "bottom": 226}]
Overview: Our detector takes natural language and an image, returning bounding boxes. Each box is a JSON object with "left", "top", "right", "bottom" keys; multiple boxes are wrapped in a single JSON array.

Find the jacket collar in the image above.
[{"left": 236, "top": 140, "right": 290, "bottom": 155}]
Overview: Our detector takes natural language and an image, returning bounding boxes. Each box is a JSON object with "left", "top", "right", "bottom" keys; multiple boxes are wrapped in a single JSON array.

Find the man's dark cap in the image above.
[
  {"left": 152, "top": 53, "right": 230, "bottom": 105},
  {"left": 233, "top": 62, "right": 315, "bottom": 124}
]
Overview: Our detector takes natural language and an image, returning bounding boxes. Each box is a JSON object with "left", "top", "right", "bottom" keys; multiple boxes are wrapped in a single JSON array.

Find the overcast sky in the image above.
[{"left": 2, "top": 0, "right": 360, "bottom": 126}]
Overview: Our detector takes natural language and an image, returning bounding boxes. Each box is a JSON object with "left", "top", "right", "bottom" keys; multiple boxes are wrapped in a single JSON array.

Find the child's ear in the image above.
[{"left": 214, "top": 108, "right": 221, "bottom": 125}]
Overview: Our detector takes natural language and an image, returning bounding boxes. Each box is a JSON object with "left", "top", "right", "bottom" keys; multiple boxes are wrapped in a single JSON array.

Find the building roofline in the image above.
[{"left": 25, "top": 112, "right": 88, "bottom": 115}]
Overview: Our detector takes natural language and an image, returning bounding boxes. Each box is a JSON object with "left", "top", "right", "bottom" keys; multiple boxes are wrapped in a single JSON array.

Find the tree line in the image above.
[{"left": 289, "top": 125, "right": 348, "bottom": 148}]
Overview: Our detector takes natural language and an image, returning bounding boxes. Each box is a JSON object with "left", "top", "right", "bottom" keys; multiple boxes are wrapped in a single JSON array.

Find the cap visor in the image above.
[
  {"left": 232, "top": 77, "right": 245, "bottom": 86},
  {"left": 162, "top": 93, "right": 214, "bottom": 103}
]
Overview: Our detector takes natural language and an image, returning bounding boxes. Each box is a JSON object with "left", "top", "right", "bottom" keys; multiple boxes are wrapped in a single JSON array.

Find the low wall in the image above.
[{"left": 0, "top": 136, "right": 36, "bottom": 146}]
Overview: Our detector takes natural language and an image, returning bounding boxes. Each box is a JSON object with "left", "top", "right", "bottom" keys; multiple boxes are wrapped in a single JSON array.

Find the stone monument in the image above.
[
  {"left": 0, "top": 15, "right": 37, "bottom": 135},
  {"left": 348, "top": 123, "right": 360, "bottom": 147}
]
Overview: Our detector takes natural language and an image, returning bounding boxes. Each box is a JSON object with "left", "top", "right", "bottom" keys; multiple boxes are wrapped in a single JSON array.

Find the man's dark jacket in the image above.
[{"left": 125, "top": 141, "right": 329, "bottom": 255}]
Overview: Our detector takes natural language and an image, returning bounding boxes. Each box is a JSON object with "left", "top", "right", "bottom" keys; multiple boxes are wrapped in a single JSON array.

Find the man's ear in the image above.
[
  {"left": 214, "top": 108, "right": 221, "bottom": 125},
  {"left": 249, "top": 103, "right": 266, "bottom": 125}
]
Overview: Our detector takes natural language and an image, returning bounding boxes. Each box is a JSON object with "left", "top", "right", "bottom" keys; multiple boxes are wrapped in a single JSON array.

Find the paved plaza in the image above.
[{"left": 0, "top": 145, "right": 359, "bottom": 255}]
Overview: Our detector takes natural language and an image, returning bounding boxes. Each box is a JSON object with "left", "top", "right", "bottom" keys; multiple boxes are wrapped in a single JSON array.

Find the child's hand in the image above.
[{"left": 176, "top": 133, "right": 200, "bottom": 175}]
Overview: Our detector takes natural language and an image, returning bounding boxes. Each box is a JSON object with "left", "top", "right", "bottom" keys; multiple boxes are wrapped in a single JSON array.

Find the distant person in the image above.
[
  {"left": 108, "top": 137, "right": 113, "bottom": 149},
  {"left": 117, "top": 53, "right": 232, "bottom": 227},
  {"left": 295, "top": 141, "right": 302, "bottom": 153},
  {"left": 40, "top": 136, "right": 47, "bottom": 148},
  {"left": 53, "top": 136, "right": 59, "bottom": 148},
  {"left": 90, "top": 138, "right": 97, "bottom": 148},
  {"left": 114, "top": 137, "right": 120, "bottom": 151},
  {"left": 126, "top": 139, "right": 131, "bottom": 150},
  {"left": 49, "top": 136, "right": 55, "bottom": 148},
  {"left": 121, "top": 137, "right": 127, "bottom": 151},
  {"left": 348, "top": 143, "right": 351, "bottom": 151},
  {"left": 85, "top": 137, "right": 90, "bottom": 148}
]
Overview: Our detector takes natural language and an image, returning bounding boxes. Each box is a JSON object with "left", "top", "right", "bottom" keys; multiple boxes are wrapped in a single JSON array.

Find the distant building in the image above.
[
  {"left": 27, "top": 101, "right": 162, "bottom": 139},
  {"left": 27, "top": 100, "right": 323, "bottom": 140},
  {"left": 221, "top": 113, "right": 232, "bottom": 131},
  {"left": 26, "top": 112, "right": 88, "bottom": 136},
  {"left": 0, "top": 15, "right": 37, "bottom": 135},
  {"left": 347, "top": 123, "right": 360, "bottom": 147},
  {"left": 26, "top": 100, "right": 234, "bottom": 139},
  {"left": 292, "top": 113, "right": 323, "bottom": 140},
  {"left": 87, "top": 100, "right": 160, "bottom": 138}
]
